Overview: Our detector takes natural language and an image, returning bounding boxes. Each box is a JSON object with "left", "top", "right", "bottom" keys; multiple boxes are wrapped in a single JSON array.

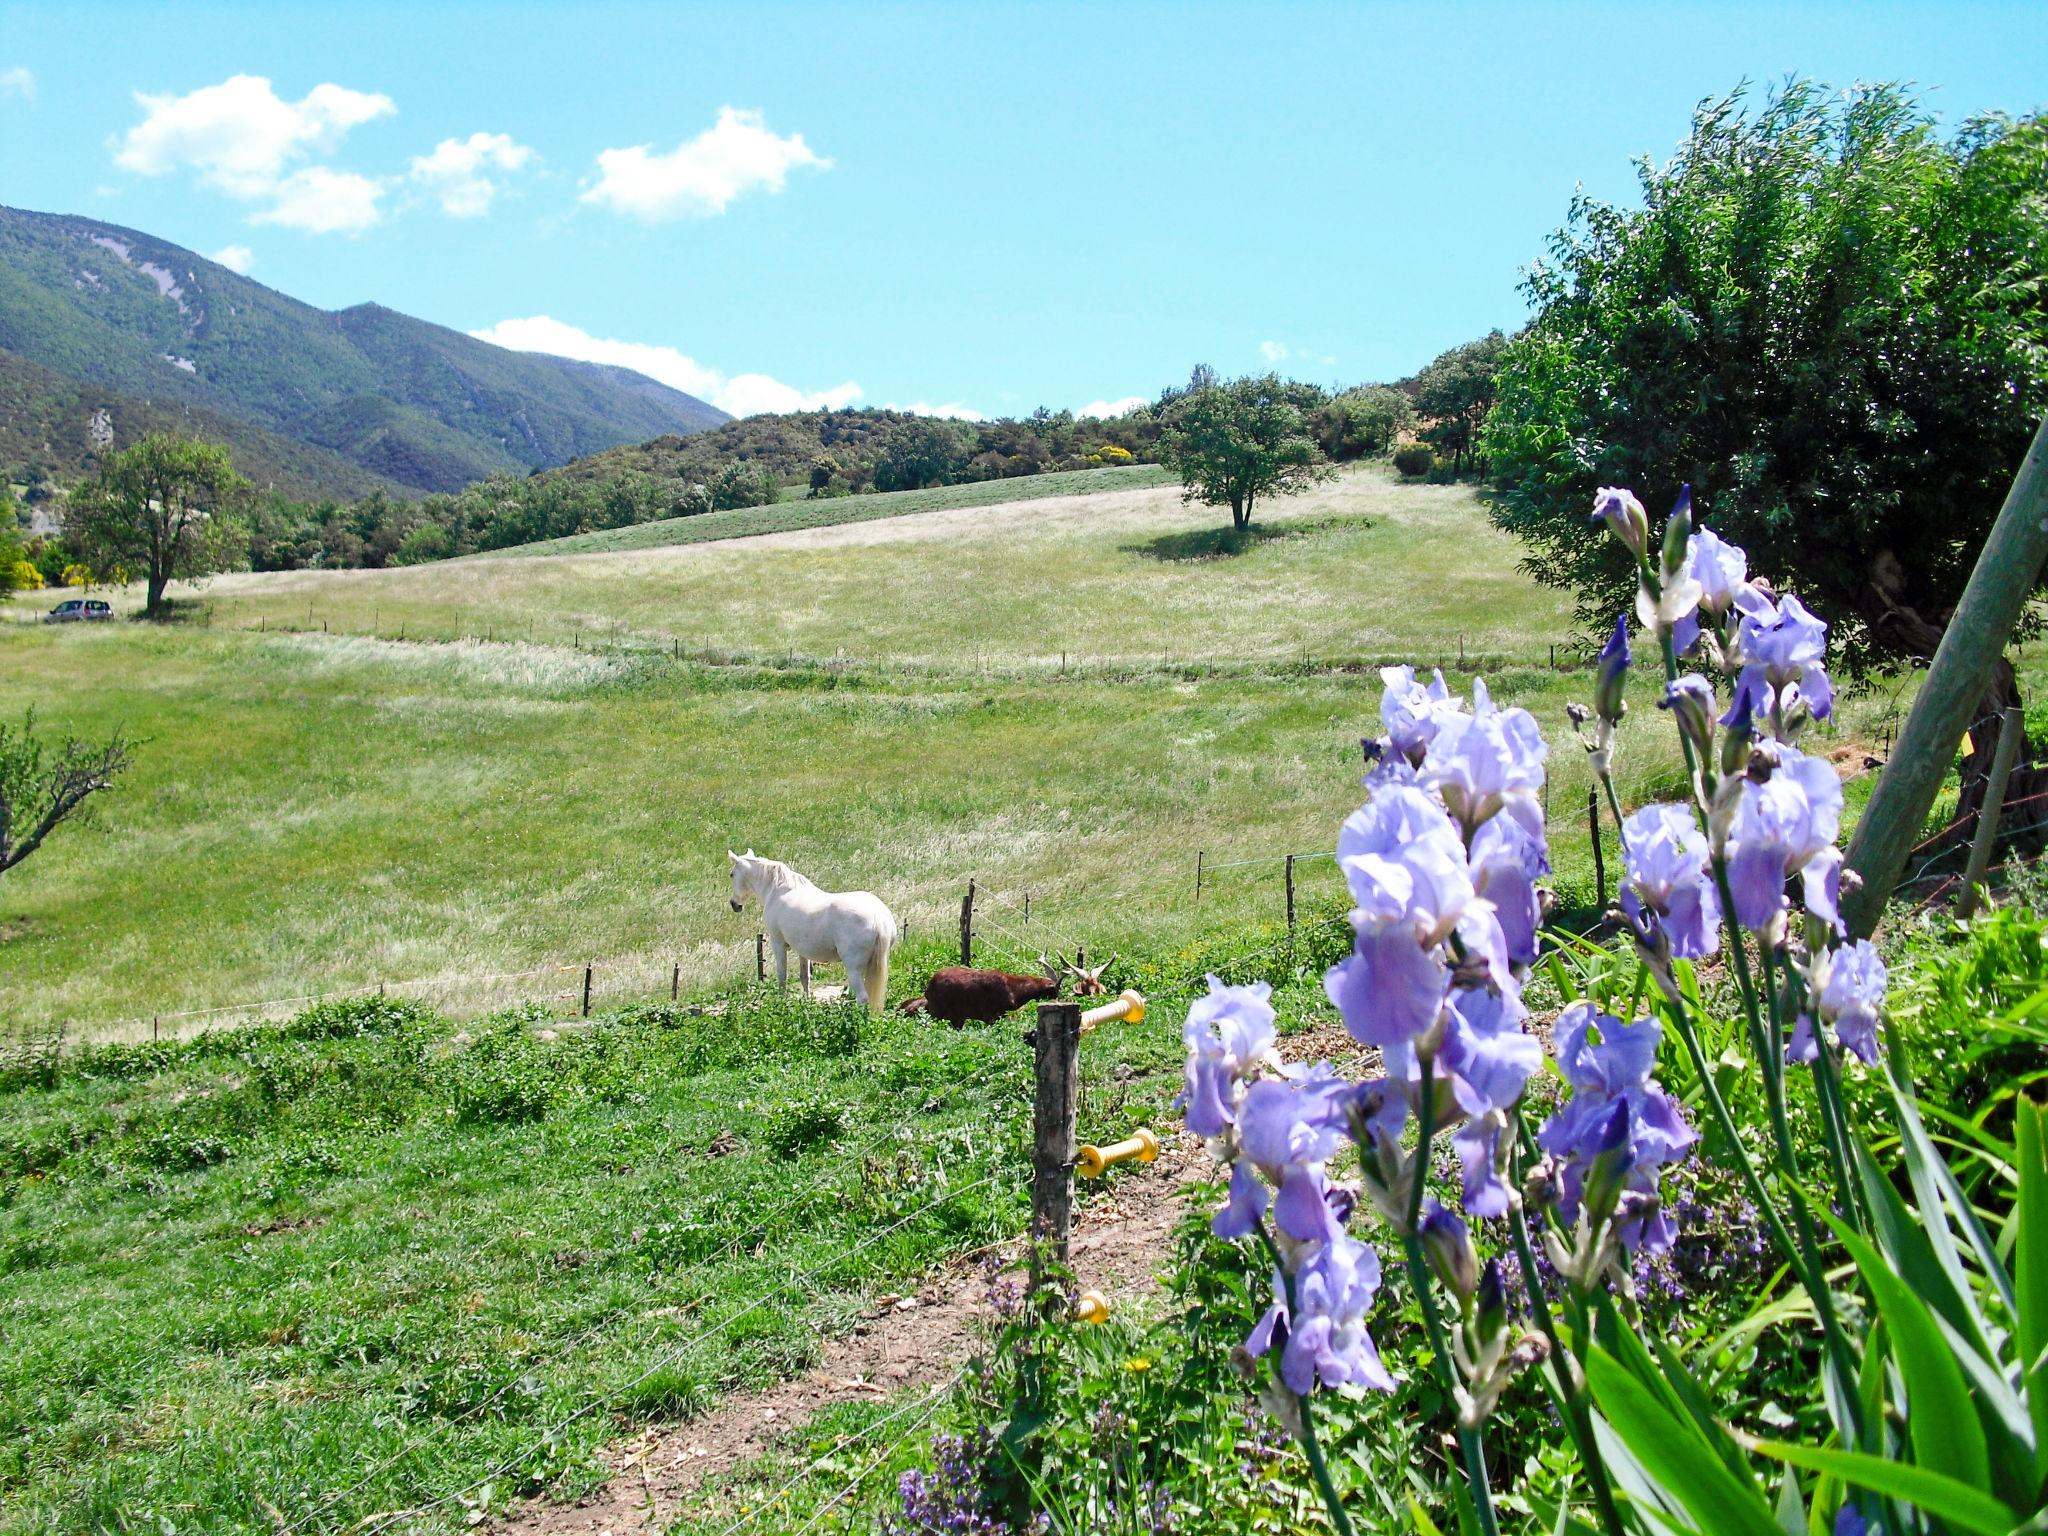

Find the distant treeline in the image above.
[
  {"left": 13, "top": 337, "right": 1500, "bottom": 577},
  {"left": 229, "top": 371, "right": 1444, "bottom": 570}
]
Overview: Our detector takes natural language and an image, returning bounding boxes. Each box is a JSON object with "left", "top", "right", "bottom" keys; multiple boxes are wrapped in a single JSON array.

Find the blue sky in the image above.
[{"left": 0, "top": 1, "right": 2041, "bottom": 420}]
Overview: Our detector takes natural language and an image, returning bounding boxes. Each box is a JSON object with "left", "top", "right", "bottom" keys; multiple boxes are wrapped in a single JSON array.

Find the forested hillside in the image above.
[{"left": 0, "top": 206, "right": 727, "bottom": 494}]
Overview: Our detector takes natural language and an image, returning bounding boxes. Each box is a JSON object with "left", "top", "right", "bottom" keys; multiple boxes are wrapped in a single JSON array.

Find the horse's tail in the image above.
[{"left": 863, "top": 941, "right": 892, "bottom": 1017}]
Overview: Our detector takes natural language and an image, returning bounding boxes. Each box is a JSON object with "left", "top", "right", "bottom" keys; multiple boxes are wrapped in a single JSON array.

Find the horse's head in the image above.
[{"left": 728, "top": 848, "right": 759, "bottom": 911}]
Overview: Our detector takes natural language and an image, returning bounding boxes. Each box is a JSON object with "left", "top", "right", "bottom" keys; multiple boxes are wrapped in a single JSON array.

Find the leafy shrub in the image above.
[
  {"left": 762, "top": 1089, "right": 846, "bottom": 1156},
  {"left": 1391, "top": 443, "right": 1434, "bottom": 477},
  {"left": 448, "top": 1028, "right": 560, "bottom": 1125}
]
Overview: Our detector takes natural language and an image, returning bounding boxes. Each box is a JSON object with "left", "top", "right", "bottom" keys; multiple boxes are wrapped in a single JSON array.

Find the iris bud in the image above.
[
  {"left": 1591, "top": 487, "right": 1650, "bottom": 561},
  {"left": 1593, "top": 616, "right": 1630, "bottom": 725},
  {"left": 1473, "top": 1259, "right": 1510, "bottom": 1344},
  {"left": 1420, "top": 1203, "right": 1480, "bottom": 1303},
  {"left": 1658, "top": 674, "right": 1716, "bottom": 765},
  {"left": 1659, "top": 485, "right": 1694, "bottom": 583}
]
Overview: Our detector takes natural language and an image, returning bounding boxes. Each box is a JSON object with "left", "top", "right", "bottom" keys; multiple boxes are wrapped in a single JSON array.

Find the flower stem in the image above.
[
  {"left": 1252, "top": 1222, "right": 1359, "bottom": 1536},
  {"left": 1296, "top": 1386, "right": 1360, "bottom": 1536},
  {"left": 1505, "top": 1192, "right": 1627, "bottom": 1536},
  {"left": 1404, "top": 1056, "right": 1502, "bottom": 1536}
]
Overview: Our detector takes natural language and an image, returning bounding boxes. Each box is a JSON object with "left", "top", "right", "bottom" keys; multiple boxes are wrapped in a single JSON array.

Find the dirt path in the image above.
[{"left": 493, "top": 1132, "right": 1211, "bottom": 1536}]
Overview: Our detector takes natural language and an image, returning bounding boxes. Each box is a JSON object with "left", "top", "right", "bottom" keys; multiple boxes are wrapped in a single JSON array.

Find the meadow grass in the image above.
[
  {"left": 477, "top": 462, "right": 1177, "bottom": 559},
  {"left": 0, "top": 462, "right": 1948, "bottom": 1534},
  {"left": 0, "top": 467, "right": 1907, "bottom": 1038}
]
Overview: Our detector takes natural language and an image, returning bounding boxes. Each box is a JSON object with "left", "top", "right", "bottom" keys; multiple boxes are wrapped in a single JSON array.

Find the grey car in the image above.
[{"left": 44, "top": 598, "right": 113, "bottom": 623}]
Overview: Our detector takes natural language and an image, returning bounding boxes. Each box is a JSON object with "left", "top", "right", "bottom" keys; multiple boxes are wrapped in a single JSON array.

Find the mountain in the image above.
[
  {"left": 0, "top": 206, "right": 729, "bottom": 495},
  {"left": 0, "top": 346, "right": 411, "bottom": 503}
]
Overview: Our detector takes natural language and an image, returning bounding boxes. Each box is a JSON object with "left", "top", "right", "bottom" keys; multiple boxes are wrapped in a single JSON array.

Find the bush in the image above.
[
  {"left": 762, "top": 1089, "right": 846, "bottom": 1155},
  {"left": 1392, "top": 444, "right": 1435, "bottom": 478}
]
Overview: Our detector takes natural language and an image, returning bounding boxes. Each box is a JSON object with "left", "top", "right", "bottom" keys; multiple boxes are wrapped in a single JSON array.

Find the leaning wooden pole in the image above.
[
  {"left": 1958, "top": 707, "right": 2024, "bottom": 920},
  {"left": 1843, "top": 413, "right": 2048, "bottom": 936}
]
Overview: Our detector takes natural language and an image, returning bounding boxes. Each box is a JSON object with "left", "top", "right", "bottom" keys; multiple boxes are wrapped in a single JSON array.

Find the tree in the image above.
[
  {"left": 1313, "top": 386, "right": 1415, "bottom": 460},
  {"left": 1159, "top": 373, "right": 1332, "bottom": 530},
  {"left": 0, "top": 710, "right": 131, "bottom": 878},
  {"left": 1481, "top": 81, "right": 2048, "bottom": 832},
  {"left": 1411, "top": 332, "right": 1509, "bottom": 475},
  {"left": 872, "top": 419, "right": 973, "bottom": 492},
  {"left": 68, "top": 435, "right": 248, "bottom": 614}
]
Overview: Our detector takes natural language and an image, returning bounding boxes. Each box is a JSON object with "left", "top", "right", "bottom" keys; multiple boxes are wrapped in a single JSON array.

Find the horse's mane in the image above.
[{"left": 754, "top": 857, "right": 815, "bottom": 892}]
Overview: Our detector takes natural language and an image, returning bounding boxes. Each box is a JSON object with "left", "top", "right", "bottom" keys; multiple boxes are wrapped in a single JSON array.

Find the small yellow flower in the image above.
[{"left": 1123, "top": 1357, "right": 1152, "bottom": 1373}]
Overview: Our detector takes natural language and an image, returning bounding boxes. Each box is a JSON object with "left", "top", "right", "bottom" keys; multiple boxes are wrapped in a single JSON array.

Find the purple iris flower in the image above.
[
  {"left": 1730, "top": 589, "right": 1835, "bottom": 726},
  {"left": 1467, "top": 813, "right": 1548, "bottom": 965},
  {"left": 1538, "top": 1003, "right": 1698, "bottom": 1254},
  {"left": 1725, "top": 746, "right": 1846, "bottom": 932},
  {"left": 1237, "top": 1071, "right": 1354, "bottom": 1243},
  {"left": 1180, "top": 976, "right": 1277, "bottom": 1137},
  {"left": 1328, "top": 787, "right": 1476, "bottom": 1046},
  {"left": 1246, "top": 1231, "right": 1395, "bottom": 1395},
  {"left": 1379, "top": 665, "right": 1453, "bottom": 765},
  {"left": 1685, "top": 527, "right": 1748, "bottom": 615},
  {"left": 1619, "top": 802, "right": 1721, "bottom": 959},
  {"left": 1789, "top": 939, "right": 1887, "bottom": 1066},
  {"left": 1423, "top": 680, "right": 1549, "bottom": 842}
]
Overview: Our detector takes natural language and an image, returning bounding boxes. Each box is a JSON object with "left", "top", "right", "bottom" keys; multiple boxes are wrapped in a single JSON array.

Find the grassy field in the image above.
[
  {"left": 0, "top": 460, "right": 1946, "bottom": 1534},
  {"left": 478, "top": 462, "right": 1177, "bottom": 560},
  {"left": 0, "top": 466, "right": 1905, "bottom": 1039}
]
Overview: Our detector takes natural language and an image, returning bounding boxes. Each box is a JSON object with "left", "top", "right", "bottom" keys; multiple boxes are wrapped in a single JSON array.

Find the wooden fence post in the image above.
[
  {"left": 1845, "top": 413, "right": 2048, "bottom": 933},
  {"left": 1285, "top": 854, "right": 1297, "bottom": 933},
  {"left": 1030, "top": 1000, "right": 1082, "bottom": 1290},
  {"left": 960, "top": 879, "right": 976, "bottom": 966},
  {"left": 671, "top": 963, "right": 680, "bottom": 1001},
  {"left": 756, "top": 933, "right": 767, "bottom": 981},
  {"left": 1588, "top": 788, "right": 1607, "bottom": 910},
  {"left": 1195, "top": 851, "right": 1205, "bottom": 905},
  {"left": 581, "top": 964, "right": 593, "bottom": 1018},
  {"left": 1959, "top": 706, "right": 2024, "bottom": 918}
]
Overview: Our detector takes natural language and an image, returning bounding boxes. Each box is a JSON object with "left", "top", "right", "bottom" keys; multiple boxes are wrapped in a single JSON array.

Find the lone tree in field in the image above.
[
  {"left": 1481, "top": 81, "right": 2048, "bottom": 832},
  {"left": 0, "top": 710, "right": 131, "bottom": 879},
  {"left": 68, "top": 435, "right": 248, "bottom": 616},
  {"left": 1160, "top": 372, "right": 1331, "bottom": 531}
]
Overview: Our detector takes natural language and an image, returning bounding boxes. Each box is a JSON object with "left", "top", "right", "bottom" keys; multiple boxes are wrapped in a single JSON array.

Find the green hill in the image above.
[
  {"left": 0, "top": 346, "right": 410, "bottom": 502},
  {"left": 0, "top": 205, "right": 729, "bottom": 495}
]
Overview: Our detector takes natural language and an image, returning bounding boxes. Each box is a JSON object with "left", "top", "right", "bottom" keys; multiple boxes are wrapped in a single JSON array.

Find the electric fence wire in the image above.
[
  {"left": 350, "top": 1169, "right": 1008, "bottom": 1536},
  {"left": 282, "top": 1051, "right": 1020, "bottom": 1534}
]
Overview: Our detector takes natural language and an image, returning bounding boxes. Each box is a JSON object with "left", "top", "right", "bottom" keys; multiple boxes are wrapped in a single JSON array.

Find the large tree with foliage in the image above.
[
  {"left": 1412, "top": 332, "right": 1510, "bottom": 475},
  {"left": 0, "top": 709, "right": 131, "bottom": 878},
  {"left": 1160, "top": 372, "right": 1332, "bottom": 530},
  {"left": 1482, "top": 82, "right": 2048, "bottom": 826},
  {"left": 68, "top": 435, "right": 249, "bottom": 614},
  {"left": 1313, "top": 386, "right": 1415, "bottom": 460}
]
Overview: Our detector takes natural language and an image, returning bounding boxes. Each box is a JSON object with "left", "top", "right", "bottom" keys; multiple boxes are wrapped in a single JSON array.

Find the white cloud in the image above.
[
  {"left": 409, "top": 131, "right": 533, "bottom": 217},
  {"left": 1259, "top": 340, "right": 1289, "bottom": 364},
  {"left": 582, "top": 107, "right": 827, "bottom": 220},
  {"left": 882, "top": 400, "right": 985, "bottom": 422},
  {"left": 114, "top": 73, "right": 392, "bottom": 232},
  {"left": 117, "top": 74, "right": 392, "bottom": 196},
  {"left": 1, "top": 67, "right": 34, "bottom": 103},
  {"left": 251, "top": 166, "right": 386, "bottom": 234},
  {"left": 1079, "top": 396, "right": 1148, "bottom": 419},
  {"left": 467, "top": 314, "right": 861, "bottom": 418},
  {"left": 208, "top": 243, "right": 254, "bottom": 273}
]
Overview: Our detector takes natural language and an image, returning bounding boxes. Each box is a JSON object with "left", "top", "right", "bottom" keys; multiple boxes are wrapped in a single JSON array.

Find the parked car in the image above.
[{"left": 44, "top": 598, "right": 113, "bottom": 623}]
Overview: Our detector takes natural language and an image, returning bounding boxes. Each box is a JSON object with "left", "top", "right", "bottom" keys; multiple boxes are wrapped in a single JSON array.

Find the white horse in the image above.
[{"left": 728, "top": 850, "right": 897, "bottom": 1013}]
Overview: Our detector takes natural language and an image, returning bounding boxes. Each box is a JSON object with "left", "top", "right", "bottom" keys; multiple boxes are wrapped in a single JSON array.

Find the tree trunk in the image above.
[
  {"left": 1233, "top": 491, "right": 1253, "bottom": 531},
  {"left": 146, "top": 570, "right": 169, "bottom": 615}
]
